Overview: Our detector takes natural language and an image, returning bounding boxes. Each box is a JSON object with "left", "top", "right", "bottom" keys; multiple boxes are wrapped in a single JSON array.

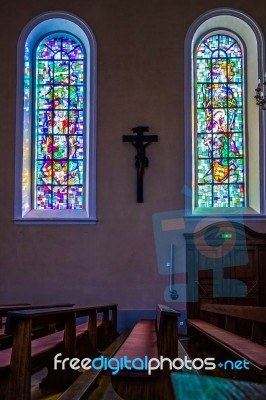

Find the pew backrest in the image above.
[
  {"left": 200, "top": 304, "right": 266, "bottom": 323},
  {"left": 156, "top": 304, "right": 180, "bottom": 359},
  {"left": 199, "top": 304, "right": 266, "bottom": 344},
  {"left": 0, "top": 304, "right": 74, "bottom": 330}
]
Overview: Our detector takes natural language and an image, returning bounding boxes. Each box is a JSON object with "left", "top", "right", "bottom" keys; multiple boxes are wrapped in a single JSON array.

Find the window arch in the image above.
[
  {"left": 14, "top": 12, "right": 97, "bottom": 223},
  {"left": 185, "top": 8, "right": 266, "bottom": 219}
]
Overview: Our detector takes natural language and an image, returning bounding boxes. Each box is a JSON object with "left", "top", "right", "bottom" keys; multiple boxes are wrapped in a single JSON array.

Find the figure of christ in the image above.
[
  {"left": 53, "top": 108, "right": 68, "bottom": 134},
  {"left": 122, "top": 126, "right": 158, "bottom": 202},
  {"left": 132, "top": 141, "right": 150, "bottom": 181}
]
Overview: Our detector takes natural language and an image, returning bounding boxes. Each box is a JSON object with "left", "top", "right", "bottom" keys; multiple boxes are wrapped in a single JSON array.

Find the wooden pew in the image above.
[
  {"left": 0, "top": 304, "right": 74, "bottom": 349},
  {"left": 109, "top": 304, "right": 180, "bottom": 400},
  {"left": 187, "top": 304, "right": 266, "bottom": 381},
  {"left": 0, "top": 304, "right": 74, "bottom": 325},
  {"left": 199, "top": 304, "right": 266, "bottom": 343},
  {"left": 75, "top": 304, "right": 118, "bottom": 357},
  {"left": 0, "top": 304, "right": 118, "bottom": 400},
  {"left": 0, "top": 304, "right": 31, "bottom": 329}
]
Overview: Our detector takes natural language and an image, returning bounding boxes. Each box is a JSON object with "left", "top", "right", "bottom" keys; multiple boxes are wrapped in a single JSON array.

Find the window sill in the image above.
[
  {"left": 185, "top": 207, "right": 266, "bottom": 221},
  {"left": 14, "top": 209, "right": 97, "bottom": 224}
]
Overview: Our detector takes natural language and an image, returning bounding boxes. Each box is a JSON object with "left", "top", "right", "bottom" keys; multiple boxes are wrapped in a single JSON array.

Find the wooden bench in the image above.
[
  {"left": 0, "top": 304, "right": 73, "bottom": 327},
  {"left": 0, "top": 303, "right": 118, "bottom": 400},
  {"left": 75, "top": 304, "right": 118, "bottom": 357},
  {"left": 187, "top": 304, "right": 266, "bottom": 381},
  {"left": 0, "top": 304, "right": 31, "bottom": 329},
  {"left": 0, "top": 303, "right": 74, "bottom": 350},
  {"left": 109, "top": 304, "right": 180, "bottom": 400}
]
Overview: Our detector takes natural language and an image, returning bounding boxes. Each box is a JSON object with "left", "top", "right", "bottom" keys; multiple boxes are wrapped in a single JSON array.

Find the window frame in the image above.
[
  {"left": 184, "top": 8, "right": 266, "bottom": 220},
  {"left": 14, "top": 11, "right": 97, "bottom": 224}
]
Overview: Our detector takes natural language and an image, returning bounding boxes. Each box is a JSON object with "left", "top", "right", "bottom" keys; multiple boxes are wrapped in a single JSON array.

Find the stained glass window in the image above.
[
  {"left": 34, "top": 35, "right": 85, "bottom": 210},
  {"left": 196, "top": 34, "right": 245, "bottom": 208}
]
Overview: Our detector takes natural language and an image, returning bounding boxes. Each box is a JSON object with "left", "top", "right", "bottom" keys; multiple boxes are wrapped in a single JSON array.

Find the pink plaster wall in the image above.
[{"left": 1, "top": 0, "right": 266, "bottom": 309}]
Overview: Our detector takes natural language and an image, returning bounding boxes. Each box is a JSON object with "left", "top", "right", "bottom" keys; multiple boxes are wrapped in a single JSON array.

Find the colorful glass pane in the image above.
[
  {"left": 196, "top": 34, "right": 245, "bottom": 208},
  {"left": 22, "top": 42, "right": 31, "bottom": 215},
  {"left": 68, "top": 186, "right": 83, "bottom": 209},
  {"left": 34, "top": 35, "right": 85, "bottom": 209}
]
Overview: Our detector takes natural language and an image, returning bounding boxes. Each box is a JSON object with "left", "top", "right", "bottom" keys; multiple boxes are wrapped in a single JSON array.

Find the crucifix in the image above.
[{"left": 123, "top": 126, "right": 158, "bottom": 203}]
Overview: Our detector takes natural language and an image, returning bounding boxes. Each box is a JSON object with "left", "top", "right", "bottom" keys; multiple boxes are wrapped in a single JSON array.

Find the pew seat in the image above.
[
  {"left": 187, "top": 319, "right": 266, "bottom": 369},
  {"left": 75, "top": 319, "right": 101, "bottom": 336},
  {"left": 187, "top": 304, "right": 266, "bottom": 380},
  {"left": 109, "top": 319, "right": 158, "bottom": 377},
  {"left": 0, "top": 320, "right": 104, "bottom": 372},
  {"left": 109, "top": 304, "right": 180, "bottom": 400},
  {"left": 0, "top": 330, "right": 64, "bottom": 370}
]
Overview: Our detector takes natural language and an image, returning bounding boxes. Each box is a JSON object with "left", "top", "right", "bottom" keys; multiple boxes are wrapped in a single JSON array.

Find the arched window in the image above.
[
  {"left": 35, "top": 35, "right": 85, "bottom": 210},
  {"left": 185, "top": 8, "right": 266, "bottom": 219},
  {"left": 15, "top": 12, "right": 96, "bottom": 223},
  {"left": 196, "top": 33, "right": 245, "bottom": 208}
]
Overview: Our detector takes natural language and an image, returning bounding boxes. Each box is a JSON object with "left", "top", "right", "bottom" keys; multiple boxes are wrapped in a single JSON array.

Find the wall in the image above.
[{"left": 1, "top": 0, "right": 266, "bottom": 323}]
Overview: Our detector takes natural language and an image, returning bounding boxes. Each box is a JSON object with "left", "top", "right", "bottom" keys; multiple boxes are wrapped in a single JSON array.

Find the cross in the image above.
[{"left": 123, "top": 126, "right": 158, "bottom": 203}]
